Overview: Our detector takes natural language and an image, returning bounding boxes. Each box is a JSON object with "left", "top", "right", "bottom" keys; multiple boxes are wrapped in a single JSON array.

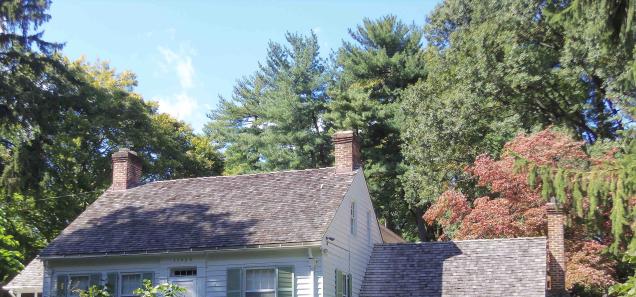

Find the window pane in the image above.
[
  {"left": 245, "top": 293, "right": 275, "bottom": 297},
  {"left": 245, "top": 269, "right": 275, "bottom": 291},
  {"left": 121, "top": 274, "right": 141, "bottom": 296},
  {"left": 56, "top": 275, "right": 68, "bottom": 297},
  {"left": 69, "top": 276, "right": 89, "bottom": 297}
]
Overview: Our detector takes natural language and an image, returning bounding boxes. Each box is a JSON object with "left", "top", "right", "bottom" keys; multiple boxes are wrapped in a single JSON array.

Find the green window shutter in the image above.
[
  {"left": 335, "top": 270, "right": 343, "bottom": 297},
  {"left": 56, "top": 275, "right": 68, "bottom": 297},
  {"left": 227, "top": 268, "right": 242, "bottom": 297},
  {"left": 89, "top": 274, "right": 102, "bottom": 288},
  {"left": 106, "top": 273, "right": 118, "bottom": 297},
  {"left": 141, "top": 272, "right": 154, "bottom": 284},
  {"left": 277, "top": 266, "right": 294, "bottom": 297},
  {"left": 347, "top": 274, "right": 352, "bottom": 297}
]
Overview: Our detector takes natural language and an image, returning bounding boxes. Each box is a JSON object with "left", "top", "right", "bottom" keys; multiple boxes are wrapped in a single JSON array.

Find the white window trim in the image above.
[
  {"left": 119, "top": 272, "right": 153, "bottom": 297},
  {"left": 227, "top": 266, "right": 295, "bottom": 297},
  {"left": 68, "top": 274, "right": 91, "bottom": 297},
  {"left": 170, "top": 267, "right": 198, "bottom": 277},
  {"left": 244, "top": 267, "right": 277, "bottom": 295},
  {"left": 335, "top": 270, "right": 352, "bottom": 297},
  {"left": 120, "top": 273, "right": 141, "bottom": 297}
]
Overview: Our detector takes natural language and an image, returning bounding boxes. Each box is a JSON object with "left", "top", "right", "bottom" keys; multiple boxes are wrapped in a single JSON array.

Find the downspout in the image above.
[
  {"left": 7, "top": 290, "right": 17, "bottom": 297},
  {"left": 308, "top": 248, "right": 317, "bottom": 297}
]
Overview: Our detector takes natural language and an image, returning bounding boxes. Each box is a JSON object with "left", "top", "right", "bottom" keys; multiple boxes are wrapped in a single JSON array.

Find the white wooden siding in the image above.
[
  {"left": 43, "top": 247, "right": 319, "bottom": 297},
  {"left": 205, "top": 248, "right": 317, "bottom": 297},
  {"left": 320, "top": 170, "right": 382, "bottom": 297}
]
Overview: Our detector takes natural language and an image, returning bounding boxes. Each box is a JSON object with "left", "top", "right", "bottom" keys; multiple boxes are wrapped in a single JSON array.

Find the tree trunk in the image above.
[{"left": 412, "top": 207, "right": 434, "bottom": 241}]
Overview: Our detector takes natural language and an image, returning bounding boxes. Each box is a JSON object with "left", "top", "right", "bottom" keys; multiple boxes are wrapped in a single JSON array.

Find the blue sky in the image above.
[{"left": 44, "top": 1, "right": 441, "bottom": 132}]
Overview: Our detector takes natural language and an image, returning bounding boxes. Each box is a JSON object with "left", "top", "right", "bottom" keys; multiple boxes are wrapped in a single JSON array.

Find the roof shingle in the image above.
[
  {"left": 40, "top": 167, "right": 354, "bottom": 257},
  {"left": 4, "top": 257, "right": 43, "bottom": 290},
  {"left": 360, "top": 237, "right": 547, "bottom": 297}
]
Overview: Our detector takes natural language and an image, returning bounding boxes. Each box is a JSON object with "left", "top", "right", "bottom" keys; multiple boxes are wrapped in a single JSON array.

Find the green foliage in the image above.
[
  {"left": 75, "top": 286, "right": 110, "bottom": 297},
  {"left": 610, "top": 253, "right": 636, "bottom": 296},
  {"left": 0, "top": 0, "right": 62, "bottom": 53},
  {"left": 402, "top": 0, "right": 634, "bottom": 247},
  {"left": 0, "top": 57, "right": 225, "bottom": 282},
  {"left": 515, "top": 134, "right": 635, "bottom": 259},
  {"left": 0, "top": 207, "right": 22, "bottom": 283},
  {"left": 206, "top": 32, "right": 331, "bottom": 174},
  {"left": 327, "top": 15, "right": 427, "bottom": 240},
  {"left": 572, "top": 174, "right": 585, "bottom": 218},
  {"left": 133, "top": 280, "right": 186, "bottom": 297}
]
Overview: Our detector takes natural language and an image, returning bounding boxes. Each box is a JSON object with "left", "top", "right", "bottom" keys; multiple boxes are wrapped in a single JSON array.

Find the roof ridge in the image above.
[
  {"left": 146, "top": 166, "right": 339, "bottom": 185},
  {"left": 377, "top": 236, "right": 547, "bottom": 246}
]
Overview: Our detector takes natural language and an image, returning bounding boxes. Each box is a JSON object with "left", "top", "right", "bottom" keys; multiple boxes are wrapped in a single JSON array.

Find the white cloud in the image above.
[
  {"left": 155, "top": 41, "right": 200, "bottom": 126},
  {"left": 157, "top": 92, "right": 197, "bottom": 120},
  {"left": 158, "top": 46, "right": 195, "bottom": 89}
]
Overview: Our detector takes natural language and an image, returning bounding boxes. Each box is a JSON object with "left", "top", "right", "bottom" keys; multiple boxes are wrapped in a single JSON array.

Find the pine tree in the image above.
[
  {"left": 206, "top": 32, "right": 331, "bottom": 174},
  {"left": 327, "top": 15, "right": 427, "bottom": 240}
]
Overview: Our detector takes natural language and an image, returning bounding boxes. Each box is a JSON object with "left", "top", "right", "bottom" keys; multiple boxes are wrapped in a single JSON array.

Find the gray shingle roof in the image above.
[
  {"left": 360, "top": 237, "right": 547, "bottom": 297},
  {"left": 40, "top": 168, "right": 355, "bottom": 257},
  {"left": 4, "top": 257, "right": 43, "bottom": 291}
]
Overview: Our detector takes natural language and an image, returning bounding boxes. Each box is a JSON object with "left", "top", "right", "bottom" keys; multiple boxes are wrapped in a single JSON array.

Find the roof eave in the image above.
[{"left": 40, "top": 240, "right": 322, "bottom": 260}]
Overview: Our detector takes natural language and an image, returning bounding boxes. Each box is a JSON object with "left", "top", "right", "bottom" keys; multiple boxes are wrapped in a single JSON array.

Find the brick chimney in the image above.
[
  {"left": 547, "top": 202, "right": 566, "bottom": 296},
  {"left": 332, "top": 130, "right": 361, "bottom": 174},
  {"left": 111, "top": 148, "right": 142, "bottom": 190}
]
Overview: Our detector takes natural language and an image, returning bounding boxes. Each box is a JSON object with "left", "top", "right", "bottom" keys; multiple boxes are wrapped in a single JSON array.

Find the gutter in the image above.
[{"left": 39, "top": 240, "right": 322, "bottom": 260}]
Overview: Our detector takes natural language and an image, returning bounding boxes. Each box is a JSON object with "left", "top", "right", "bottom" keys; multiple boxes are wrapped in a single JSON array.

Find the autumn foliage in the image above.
[{"left": 423, "top": 129, "right": 617, "bottom": 293}]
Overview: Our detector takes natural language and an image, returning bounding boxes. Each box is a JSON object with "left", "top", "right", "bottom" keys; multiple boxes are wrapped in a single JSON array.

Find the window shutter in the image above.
[
  {"left": 347, "top": 274, "right": 352, "bottom": 297},
  {"left": 335, "top": 270, "right": 343, "bottom": 297},
  {"left": 227, "top": 268, "right": 242, "bottom": 297},
  {"left": 55, "top": 275, "right": 68, "bottom": 297},
  {"left": 89, "top": 274, "right": 102, "bottom": 288},
  {"left": 141, "top": 272, "right": 154, "bottom": 285},
  {"left": 277, "top": 266, "right": 294, "bottom": 297},
  {"left": 106, "top": 273, "right": 118, "bottom": 296}
]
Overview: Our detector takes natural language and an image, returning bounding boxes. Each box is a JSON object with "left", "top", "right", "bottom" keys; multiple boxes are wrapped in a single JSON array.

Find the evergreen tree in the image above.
[
  {"left": 327, "top": 15, "right": 427, "bottom": 240},
  {"left": 206, "top": 32, "right": 331, "bottom": 174}
]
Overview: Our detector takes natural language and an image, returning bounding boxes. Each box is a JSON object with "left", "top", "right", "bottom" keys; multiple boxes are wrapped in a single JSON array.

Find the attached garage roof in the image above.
[
  {"left": 360, "top": 237, "right": 547, "bottom": 297},
  {"left": 40, "top": 168, "right": 356, "bottom": 257},
  {"left": 4, "top": 258, "right": 43, "bottom": 292}
]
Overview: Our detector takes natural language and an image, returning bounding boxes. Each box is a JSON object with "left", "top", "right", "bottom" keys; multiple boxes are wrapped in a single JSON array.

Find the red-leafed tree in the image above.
[{"left": 424, "top": 129, "right": 617, "bottom": 295}]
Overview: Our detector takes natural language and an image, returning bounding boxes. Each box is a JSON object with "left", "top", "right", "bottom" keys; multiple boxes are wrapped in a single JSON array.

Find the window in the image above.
[
  {"left": 171, "top": 268, "right": 197, "bottom": 277},
  {"left": 55, "top": 274, "right": 100, "bottom": 297},
  {"left": 245, "top": 269, "right": 275, "bottom": 297},
  {"left": 335, "top": 270, "right": 352, "bottom": 297},
  {"left": 120, "top": 273, "right": 154, "bottom": 297},
  {"left": 227, "top": 266, "right": 294, "bottom": 297},
  {"left": 69, "top": 275, "right": 90, "bottom": 297},
  {"left": 350, "top": 201, "right": 357, "bottom": 235},
  {"left": 121, "top": 274, "right": 141, "bottom": 297}
]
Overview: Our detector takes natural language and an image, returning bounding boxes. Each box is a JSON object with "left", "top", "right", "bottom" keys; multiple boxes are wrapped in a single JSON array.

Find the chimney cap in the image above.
[
  {"left": 332, "top": 130, "right": 358, "bottom": 144},
  {"left": 112, "top": 148, "right": 139, "bottom": 159},
  {"left": 333, "top": 130, "right": 354, "bottom": 137},
  {"left": 546, "top": 201, "right": 561, "bottom": 214}
]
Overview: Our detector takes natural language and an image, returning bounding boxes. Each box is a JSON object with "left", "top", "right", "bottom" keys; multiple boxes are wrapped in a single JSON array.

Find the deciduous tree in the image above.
[{"left": 424, "top": 129, "right": 618, "bottom": 295}]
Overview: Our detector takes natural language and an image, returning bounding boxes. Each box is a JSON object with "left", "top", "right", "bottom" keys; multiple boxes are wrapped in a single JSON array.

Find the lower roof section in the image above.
[{"left": 360, "top": 237, "right": 547, "bottom": 297}]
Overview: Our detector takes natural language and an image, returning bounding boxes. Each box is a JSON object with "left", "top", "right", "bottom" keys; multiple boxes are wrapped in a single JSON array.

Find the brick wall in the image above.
[
  {"left": 547, "top": 202, "right": 566, "bottom": 296},
  {"left": 332, "top": 131, "right": 361, "bottom": 174},
  {"left": 111, "top": 148, "right": 142, "bottom": 190}
]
